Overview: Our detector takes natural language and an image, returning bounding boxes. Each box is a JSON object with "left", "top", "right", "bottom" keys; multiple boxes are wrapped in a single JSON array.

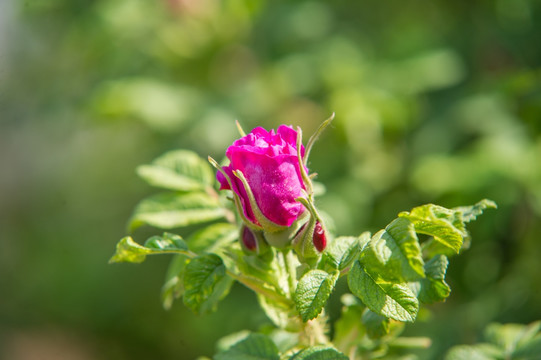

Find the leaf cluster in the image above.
[
  {"left": 446, "top": 321, "right": 541, "bottom": 360},
  {"left": 110, "top": 149, "right": 496, "bottom": 359}
]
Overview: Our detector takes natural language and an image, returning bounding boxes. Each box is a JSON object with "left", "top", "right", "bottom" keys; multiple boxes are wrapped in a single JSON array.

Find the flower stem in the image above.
[
  {"left": 226, "top": 270, "right": 292, "bottom": 308},
  {"left": 282, "top": 250, "right": 297, "bottom": 297}
]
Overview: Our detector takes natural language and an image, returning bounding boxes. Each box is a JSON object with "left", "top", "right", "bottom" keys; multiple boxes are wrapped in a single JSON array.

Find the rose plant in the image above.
[{"left": 110, "top": 117, "right": 498, "bottom": 359}]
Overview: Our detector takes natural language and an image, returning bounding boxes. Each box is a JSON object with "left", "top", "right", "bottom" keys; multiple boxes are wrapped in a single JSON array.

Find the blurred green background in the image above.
[{"left": 1, "top": 0, "right": 541, "bottom": 359}]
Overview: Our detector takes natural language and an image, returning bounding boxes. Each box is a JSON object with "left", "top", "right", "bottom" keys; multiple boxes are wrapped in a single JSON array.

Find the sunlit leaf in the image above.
[
  {"left": 445, "top": 344, "right": 502, "bottom": 360},
  {"left": 186, "top": 222, "right": 238, "bottom": 254},
  {"left": 294, "top": 270, "right": 339, "bottom": 322},
  {"left": 399, "top": 204, "right": 466, "bottom": 254},
  {"left": 348, "top": 261, "right": 418, "bottom": 322},
  {"left": 418, "top": 255, "right": 451, "bottom": 304},
  {"left": 321, "top": 233, "right": 369, "bottom": 272},
  {"left": 136, "top": 150, "right": 214, "bottom": 191},
  {"left": 361, "top": 218, "right": 425, "bottom": 282},
  {"left": 183, "top": 254, "right": 233, "bottom": 315},
  {"left": 129, "top": 192, "right": 225, "bottom": 231},
  {"left": 109, "top": 233, "right": 189, "bottom": 264},
  {"left": 289, "top": 345, "right": 349, "bottom": 360},
  {"left": 214, "top": 333, "right": 280, "bottom": 360}
]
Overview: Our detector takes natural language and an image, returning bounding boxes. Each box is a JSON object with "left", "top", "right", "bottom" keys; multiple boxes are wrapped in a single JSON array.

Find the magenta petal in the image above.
[
  {"left": 216, "top": 170, "right": 230, "bottom": 190},
  {"left": 216, "top": 124, "right": 309, "bottom": 230},
  {"left": 231, "top": 150, "right": 305, "bottom": 226}
]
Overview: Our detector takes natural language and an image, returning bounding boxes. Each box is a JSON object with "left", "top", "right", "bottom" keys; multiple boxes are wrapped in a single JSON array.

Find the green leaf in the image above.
[
  {"left": 514, "top": 335, "right": 541, "bottom": 359},
  {"left": 445, "top": 344, "right": 502, "bottom": 360},
  {"left": 161, "top": 254, "right": 190, "bottom": 310},
  {"left": 229, "top": 248, "right": 286, "bottom": 297},
  {"left": 348, "top": 261, "right": 419, "bottom": 322},
  {"left": 362, "top": 308, "right": 390, "bottom": 339},
  {"left": 454, "top": 199, "right": 497, "bottom": 223},
  {"left": 322, "top": 233, "right": 369, "bottom": 272},
  {"left": 399, "top": 203, "right": 468, "bottom": 254},
  {"left": 109, "top": 233, "right": 189, "bottom": 263},
  {"left": 129, "top": 192, "right": 225, "bottom": 231},
  {"left": 294, "top": 270, "right": 339, "bottom": 322},
  {"left": 361, "top": 218, "right": 425, "bottom": 282},
  {"left": 214, "top": 333, "right": 280, "bottom": 360},
  {"left": 216, "top": 330, "right": 252, "bottom": 352},
  {"left": 333, "top": 300, "right": 365, "bottom": 352},
  {"left": 183, "top": 254, "right": 233, "bottom": 315},
  {"left": 484, "top": 322, "right": 541, "bottom": 358},
  {"left": 257, "top": 294, "right": 293, "bottom": 329},
  {"left": 137, "top": 150, "right": 214, "bottom": 191},
  {"left": 187, "top": 223, "right": 238, "bottom": 254},
  {"left": 418, "top": 255, "right": 451, "bottom": 304},
  {"left": 289, "top": 346, "right": 348, "bottom": 360},
  {"left": 144, "top": 232, "right": 189, "bottom": 251},
  {"left": 515, "top": 321, "right": 541, "bottom": 358}
]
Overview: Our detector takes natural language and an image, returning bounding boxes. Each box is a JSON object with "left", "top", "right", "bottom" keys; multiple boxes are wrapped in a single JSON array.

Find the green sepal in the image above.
[
  {"left": 208, "top": 156, "right": 264, "bottom": 232},
  {"left": 240, "top": 227, "right": 270, "bottom": 256},
  {"left": 292, "top": 217, "right": 319, "bottom": 261},
  {"left": 265, "top": 212, "right": 309, "bottom": 248}
]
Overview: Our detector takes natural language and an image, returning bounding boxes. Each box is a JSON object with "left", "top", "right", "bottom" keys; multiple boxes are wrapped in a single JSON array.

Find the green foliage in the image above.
[
  {"left": 215, "top": 335, "right": 279, "bottom": 360},
  {"left": 417, "top": 254, "right": 451, "bottom": 304},
  {"left": 7, "top": 0, "right": 541, "bottom": 358},
  {"left": 109, "top": 233, "right": 189, "bottom": 263},
  {"left": 446, "top": 321, "right": 541, "bottom": 360},
  {"left": 320, "top": 233, "right": 369, "bottom": 272},
  {"left": 294, "top": 270, "right": 339, "bottom": 322},
  {"left": 183, "top": 254, "right": 233, "bottom": 315},
  {"left": 186, "top": 223, "right": 238, "bottom": 254},
  {"left": 361, "top": 309, "right": 390, "bottom": 339},
  {"left": 161, "top": 254, "right": 190, "bottom": 310},
  {"left": 129, "top": 192, "right": 225, "bottom": 231},
  {"left": 136, "top": 150, "right": 215, "bottom": 192},
  {"left": 348, "top": 261, "right": 419, "bottom": 323},
  {"left": 288, "top": 346, "right": 349, "bottom": 360},
  {"left": 361, "top": 218, "right": 425, "bottom": 282},
  {"left": 399, "top": 200, "right": 496, "bottom": 255},
  {"left": 109, "top": 147, "right": 496, "bottom": 359},
  {"left": 214, "top": 333, "right": 280, "bottom": 360},
  {"left": 346, "top": 200, "right": 495, "bottom": 323}
]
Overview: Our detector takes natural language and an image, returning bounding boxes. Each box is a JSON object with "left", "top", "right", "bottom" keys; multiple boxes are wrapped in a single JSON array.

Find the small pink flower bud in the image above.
[
  {"left": 242, "top": 226, "right": 257, "bottom": 251},
  {"left": 292, "top": 217, "right": 327, "bottom": 263},
  {"left": 240, "top": 226, "right": 269, "bottom": 255},
  {"left": 313, "top": 221, "right": 327, "bottom": 252}
]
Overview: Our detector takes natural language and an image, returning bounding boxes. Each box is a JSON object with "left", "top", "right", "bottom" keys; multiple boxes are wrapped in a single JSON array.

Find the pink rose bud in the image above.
[
  {"left": 313, "top": 221, "right": 327, "bottom": 252},
  {"left": 292, "top": 218, "right": 328, "bottom": 263},
  {"left": 216, "top": 125, "right": 309, "bottom": 233},
  {"left": 240, "top": 226, "right": 269, "bottom": 255},
  {"left": 242, "top": 226, "right": 257, "bottom": 251}
]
